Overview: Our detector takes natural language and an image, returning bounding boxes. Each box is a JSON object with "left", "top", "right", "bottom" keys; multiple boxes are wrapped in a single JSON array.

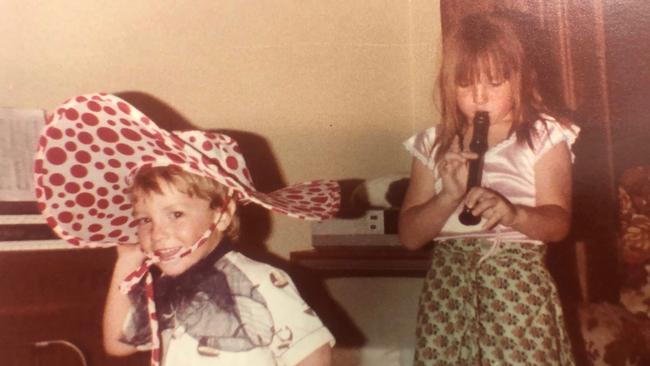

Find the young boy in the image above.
[{"left": 34, "top": 93, "right": 340, "bottom": 366}]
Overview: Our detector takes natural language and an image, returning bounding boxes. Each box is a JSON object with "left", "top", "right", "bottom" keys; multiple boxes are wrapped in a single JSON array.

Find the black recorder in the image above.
[{"left": 458, "top": 111, "right": 490, "bottom": 226}]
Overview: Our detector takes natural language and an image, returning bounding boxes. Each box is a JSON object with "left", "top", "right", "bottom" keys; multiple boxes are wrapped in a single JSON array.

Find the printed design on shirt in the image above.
[
  {"left": 273, "top": 326, "right": 294, "bottom": 350},
  {"left": 269, "top": 269, "right": 289, "bottom": 288},
  {"left": 124, "top": 256, "right": 289, "bottom": 356}
]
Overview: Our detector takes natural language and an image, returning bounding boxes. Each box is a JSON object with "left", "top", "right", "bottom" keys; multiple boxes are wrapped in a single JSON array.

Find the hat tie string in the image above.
[{"left": 117, "top": 201, "right": 228, "bottom": 366}]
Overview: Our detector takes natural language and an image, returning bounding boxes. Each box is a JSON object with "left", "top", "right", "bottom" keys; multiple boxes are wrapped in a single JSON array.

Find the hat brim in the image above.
[{"left": 34, "top": 93, "right": 340, "bottom": 247}]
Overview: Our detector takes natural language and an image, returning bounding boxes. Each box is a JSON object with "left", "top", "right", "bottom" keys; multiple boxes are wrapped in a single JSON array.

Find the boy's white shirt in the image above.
[{"left": 123, "top": 250, "right": 335, "bottom": 366}]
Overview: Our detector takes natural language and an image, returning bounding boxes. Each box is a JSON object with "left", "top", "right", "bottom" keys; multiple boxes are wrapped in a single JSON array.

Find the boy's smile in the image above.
[
  {"left": 154, "top": 247, "right": 183, "bottom": 262},
  {"left": 132, "top": 180, "right": 226, "bottom": 277}
]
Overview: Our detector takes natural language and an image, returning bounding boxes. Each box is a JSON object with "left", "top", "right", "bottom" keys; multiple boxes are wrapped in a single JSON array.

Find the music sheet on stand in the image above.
[
  {"left": 0, "top": 108, "right": 68, "bottom": 251},
  {"left": 0, "top": 107, "right": 44, "bottom": 202}
]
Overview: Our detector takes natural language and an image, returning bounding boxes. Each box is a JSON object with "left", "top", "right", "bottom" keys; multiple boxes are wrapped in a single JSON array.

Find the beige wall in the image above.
[
  {"left": 1, "top": 1, "right": 441, "bottom": 364},
  {"left": 1, "top": 0, "right": 440, "bottom": 256}
]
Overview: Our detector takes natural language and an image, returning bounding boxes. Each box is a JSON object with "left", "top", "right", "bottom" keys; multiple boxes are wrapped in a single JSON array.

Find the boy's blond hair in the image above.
[{"left": 130, "top": 165, "right": 240, "bottom": 240}]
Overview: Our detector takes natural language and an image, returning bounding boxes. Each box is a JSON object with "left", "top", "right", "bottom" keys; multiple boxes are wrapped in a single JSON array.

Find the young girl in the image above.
[{"left": 399, "top": 12, "right": 579, "bottom": 365}]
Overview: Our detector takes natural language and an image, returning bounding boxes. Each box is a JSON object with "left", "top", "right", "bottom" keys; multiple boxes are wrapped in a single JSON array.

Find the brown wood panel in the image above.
[
  {"left": 0, "top": 224, "right": 58, "bottom": 241},
  {"left": 290, "top": 246, "right": 432, "bottom": 277},
  {"left": 0, "top": 248, "right": 148, "bottom": 366}
]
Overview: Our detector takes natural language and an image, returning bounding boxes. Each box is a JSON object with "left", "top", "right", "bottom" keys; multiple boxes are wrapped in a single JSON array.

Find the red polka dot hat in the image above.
[
  {"left": 34, "top": 93, "right": 340, "bottom": 366},
  {"left": 34, "top": 93, "right": 341, "bottom": 249}
]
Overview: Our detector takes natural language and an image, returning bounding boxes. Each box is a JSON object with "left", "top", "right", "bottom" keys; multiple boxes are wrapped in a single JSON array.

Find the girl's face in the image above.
[
  {"left": 456, "top": 73, "right": 514, "bottom": 125},
  {"left": 133, "top": 180, "right": 230, "bottom": 277}
]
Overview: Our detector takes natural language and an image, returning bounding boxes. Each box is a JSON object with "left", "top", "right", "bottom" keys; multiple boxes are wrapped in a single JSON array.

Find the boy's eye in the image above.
[
  {"left": 135, "top": 217, "right": 151, "bottom": 226},
  {"left": 172, "top": 211, "right": 184, "bottom": 219},
  {"left": 489, "top": 79, "right": 505, "bottom": 87}
]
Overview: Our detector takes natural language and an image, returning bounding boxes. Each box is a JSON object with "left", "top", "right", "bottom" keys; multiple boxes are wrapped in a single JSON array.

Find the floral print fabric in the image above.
[
  {"left": 618, "top": 165, "right": 650, "bottom": 265},
  {"left": 414, "top": 239, "right": 575, "bottom": 366}
]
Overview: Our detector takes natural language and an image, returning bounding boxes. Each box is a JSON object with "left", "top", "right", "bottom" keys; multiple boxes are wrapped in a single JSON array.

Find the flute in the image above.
[{"left": 458, "top": 111, "right": 490, "bottom": 225}]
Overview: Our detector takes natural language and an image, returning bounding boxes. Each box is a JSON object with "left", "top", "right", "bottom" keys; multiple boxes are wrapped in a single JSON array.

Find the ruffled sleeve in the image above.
[
  {"left": 532, "top": 116, "right": 580, "bottom": 163},
  {"left": 403, "top": 126, "right": 439, "bottom": 171}
]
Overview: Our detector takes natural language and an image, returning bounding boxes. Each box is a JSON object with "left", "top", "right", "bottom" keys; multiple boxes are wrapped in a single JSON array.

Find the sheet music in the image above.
[{"left": 0, "top": 107, "right": 45, "bottom": 201}]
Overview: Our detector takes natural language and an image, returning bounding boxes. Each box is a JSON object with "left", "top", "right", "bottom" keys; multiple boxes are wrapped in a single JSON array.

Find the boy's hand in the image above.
[
  {"left": 464, "top": 187, "right": 517, "bottom": 229},
  {"left": 104, "top": 243, "right": 143, "bottom": 357},
  {"left": 114, "top": 243, "right": 146, "bottom": 273}
]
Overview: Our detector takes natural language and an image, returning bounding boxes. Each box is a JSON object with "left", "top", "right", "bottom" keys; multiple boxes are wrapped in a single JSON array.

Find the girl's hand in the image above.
[
  {"left": 437, "top": 150, "right": 478, "bottom": 201},
  {"left": 465, "top": 187, "right": 518, "bottom": 229}
]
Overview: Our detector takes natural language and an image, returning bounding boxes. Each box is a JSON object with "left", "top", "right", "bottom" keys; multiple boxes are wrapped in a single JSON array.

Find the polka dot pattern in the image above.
[{"left": 34, "top": 93, "right": 341, "bottom": 249}]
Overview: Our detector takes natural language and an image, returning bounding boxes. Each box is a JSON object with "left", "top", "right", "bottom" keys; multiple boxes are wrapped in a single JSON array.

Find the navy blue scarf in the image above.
[{"left": 152, "top": 239, "right": 236, "bottom": 330}]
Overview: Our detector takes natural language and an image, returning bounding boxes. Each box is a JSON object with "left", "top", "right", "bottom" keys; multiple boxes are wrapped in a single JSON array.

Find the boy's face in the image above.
[{"left": 132, "top": 180, "right": 228, "bottom": 277}]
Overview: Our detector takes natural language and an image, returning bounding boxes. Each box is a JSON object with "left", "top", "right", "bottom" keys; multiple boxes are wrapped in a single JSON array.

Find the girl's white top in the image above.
[{"left": 403, "top": 115, "right": 580, "bottom": 245}]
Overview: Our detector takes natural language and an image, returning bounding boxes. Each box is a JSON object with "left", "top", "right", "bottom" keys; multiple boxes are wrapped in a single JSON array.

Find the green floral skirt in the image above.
[{"left": 414, "top": 238, "right": 575, "bottom": 366}]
